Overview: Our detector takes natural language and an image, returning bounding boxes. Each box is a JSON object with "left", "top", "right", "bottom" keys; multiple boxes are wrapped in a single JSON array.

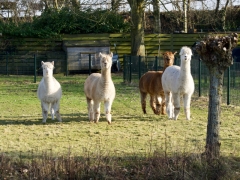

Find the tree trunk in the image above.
[
  {"left": 111, "top": 0, "right": 121, "bottom": 11},
  {"left": 205, "top": 67, "right": 223, "bottom": 159},
  {"left": 214, "top": 0, "right": 229, "bottom": 31},
  {"left": 54, "top": 0, "right": 58, "bottom": 9},
  {"left": 128, "top": 0, "right": 145, "bottom": 56},
  {"left": 221, "top": 0, "right": 229, "bottom": 31},
  {"left": 71, "top": 0, "right": 80, "bottom": 11},
  {"left": 195, "top": 33, "right": 238, "bottom": 160},
  {"left": 152, "top": 0, "right": 161, "bottom": 33},
  {"left": 42, "top": 0, "right": 49, "bottom": 10}
]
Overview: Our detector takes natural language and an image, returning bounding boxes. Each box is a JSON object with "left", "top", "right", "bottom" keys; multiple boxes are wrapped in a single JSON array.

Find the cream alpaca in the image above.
[
  {"left": 162, "top": 46, "right": 194, "bottom": 120},
  {"left": 37, "top": 61, "right": 62, "bottom": 123},
  {"left": 84, "top": 52, "right": 116, "bottom": 124}
]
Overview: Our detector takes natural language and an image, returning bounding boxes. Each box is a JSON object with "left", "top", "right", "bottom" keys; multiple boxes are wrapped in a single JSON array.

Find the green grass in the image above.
[{"left": 0, "top": 73, "right": 240, "bottom": 179}]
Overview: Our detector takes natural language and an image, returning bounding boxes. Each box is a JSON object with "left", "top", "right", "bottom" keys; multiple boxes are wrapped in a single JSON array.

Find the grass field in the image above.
[{"left": 0, "top": 73, "right": 240, "bottom": 179}]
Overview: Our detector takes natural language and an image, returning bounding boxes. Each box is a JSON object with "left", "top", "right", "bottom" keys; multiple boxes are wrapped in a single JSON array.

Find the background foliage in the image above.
[{"left": 0, "top": 7, "right": 131, "bottom": 38}]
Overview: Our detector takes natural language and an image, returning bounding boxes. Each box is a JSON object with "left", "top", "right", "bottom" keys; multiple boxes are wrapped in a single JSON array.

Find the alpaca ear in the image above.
[
  {"left": 51, "top": 61, "right": 54, "bottom": 66},
  {"left": 173, "top": 51, "right": 177, "bottom": 55},
  {"left": 190, "top": 48, "right": 193, "bottom": 56},
  {"left": 41, "top": 61, "right": 44, "bottom": 65},
  {"left": 110, "top": 52, "right": 113, "bottom": 57},
  {"left": 99, "top": 52, "right": 102, "bottom": 58},
  {"left": 179, "top": 49, "right": 183, "bottom": 56}
]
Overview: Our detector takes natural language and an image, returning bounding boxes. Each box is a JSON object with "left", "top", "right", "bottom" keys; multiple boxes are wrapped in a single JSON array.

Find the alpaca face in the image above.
[
  {"left": 162, "top": 51, "right": 177, "bottom": 66},
  {"left": 42, "top": 61, "right": 54, "bottom": 77},
  {"left": 180, "top": 47, "right": 192, "bottom": 61},
  {"left": 99, "top": 52, "right": 113, "bottom": 70}
]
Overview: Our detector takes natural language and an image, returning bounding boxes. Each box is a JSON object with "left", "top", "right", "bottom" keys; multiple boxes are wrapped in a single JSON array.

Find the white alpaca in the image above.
[
  {"left": 84, "top": 52, "right": 115, "bottom": 124},
  {"left": 37, "top": 61, "right": 62, "bottom": 123},
  {"left": 161, "top": 46, "right": 194, "bottom": 120}
]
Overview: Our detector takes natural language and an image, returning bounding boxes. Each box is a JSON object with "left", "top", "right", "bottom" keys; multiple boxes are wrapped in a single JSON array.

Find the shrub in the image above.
[{"left": 0, "top": 7, "right": 130, "bottom": 38}]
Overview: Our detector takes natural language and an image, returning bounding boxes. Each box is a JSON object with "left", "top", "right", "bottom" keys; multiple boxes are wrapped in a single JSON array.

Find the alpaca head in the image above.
[
  {"left": 41, "top": 61, "right": 54, "bottom": 77},
  {"left": 162, "top": 51, "right": 177, "bottom": 67},
  {"left": 99, "top": 52, "right": 113, "bottom": 70},
  {"left": 180, "top": 46, "right": 192, "bottom": 61}
]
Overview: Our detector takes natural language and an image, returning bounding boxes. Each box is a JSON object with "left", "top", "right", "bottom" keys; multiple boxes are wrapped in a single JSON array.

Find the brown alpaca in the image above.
[{"left": 139, "top": 51, "right": 177, "bottom": 115}]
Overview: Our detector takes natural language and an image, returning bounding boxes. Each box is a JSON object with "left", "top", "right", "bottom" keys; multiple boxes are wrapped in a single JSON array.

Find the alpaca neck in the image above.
[
  {"left": 98, "top": 69, "right": 112, "bottom": 98},
  {"left": 163, "top": 65, "right": 169, "bottom": 71},
  {"left": 101, "top": 69, "right": 111, "bottom": 82},
  {"left": 43, "top": 76, "right": 55, "bottom": 92},
  {"left": 180, "top": 61, "right": 191, "bottom": 78}
]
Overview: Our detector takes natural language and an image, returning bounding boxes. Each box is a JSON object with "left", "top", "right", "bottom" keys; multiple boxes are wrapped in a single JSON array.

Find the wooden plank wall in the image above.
[
  {"left": 109, "top": 33, "right": 202, "bottom": 60},
  {"left": 109, "top": 33, "right": 240, "bottom": 59},
  {"left": 0, "top": 33, "right": 239, "bottom": 65}
]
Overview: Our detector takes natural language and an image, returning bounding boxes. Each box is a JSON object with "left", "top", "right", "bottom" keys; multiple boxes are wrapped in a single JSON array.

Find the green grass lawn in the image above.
[
  {"left": 0, "top": 73, "right": 240, "bottom": 179},
  {"left": 0, "top": 74, "right": 240, "bottom": 179}
]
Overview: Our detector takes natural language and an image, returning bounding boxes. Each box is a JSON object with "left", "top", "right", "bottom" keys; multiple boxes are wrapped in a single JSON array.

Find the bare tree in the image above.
[
  {"left": 127, "top": 0, "right": 145, "bottom": 56},
  {"left": 214, "top": 0, "right": 230, "bottom": 31},
  {"left": 71, "top": 0, "right": 80, "bottom": 10},
  {"left": 195, "top": 33, "right": 238, "bottom": 159},
  {"left": 152, "top": 0, "right": 161, "bottom": 33},
  {"left": 111, "top": 0, "right": 122, "bottom": 11},
  {"left": 40, "top": 0, "right": 66, "bottom": 10}
]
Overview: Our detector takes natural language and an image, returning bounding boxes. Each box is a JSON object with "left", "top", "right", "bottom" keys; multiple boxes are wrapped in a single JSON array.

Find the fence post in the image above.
[
  {"left": 138, "top": 55, "right": 141, "bottom": 79},
  {"left": 88, "top": 54, "right": 91, "bottom": 75},
  {"left": 6, "top": 53, "right": 9, "bottom": 76},
  {"left": 34, "top": 54, "right": 37, "bottom": 83},
  {"left": 155, "top": 56, "right": 158, "bottom": 71},
  {"left": 198, "top": 59, "right": 202, "bottom": 97},
  {"left": 227, "top": 66, "right": 230, "bottom": 105},
  {"left": 123, "top": 55, "right": 126, "bottom": 82},
  {"left": 66, "top": 52, "right": 68, "bottom": 76},
  {"left": 129, "top": 56, "right": 132, "bottom": 83}
]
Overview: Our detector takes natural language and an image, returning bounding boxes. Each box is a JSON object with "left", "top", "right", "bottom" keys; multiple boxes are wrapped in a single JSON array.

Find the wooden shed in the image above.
[{"left": 63, "top": 40, "right": 110, "bottom": 71}]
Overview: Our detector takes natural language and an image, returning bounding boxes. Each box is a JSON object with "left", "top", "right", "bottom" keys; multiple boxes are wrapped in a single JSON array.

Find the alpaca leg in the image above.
[
  {"left": 164, "top": 91, "right": 173, "bottom": 119},
  {"left": 155, "top": 96, "right": 162, "bottom": 115},
  {"left": 183, "top": 94, "right": 191, "bottom": 120},
  {"left": 41, "top": 101, "right": 49, "bottom": 123},
  {"left": 86, "top": 98, "right": 94, "bottom": 122},
  {"left": 93, "top": 102, "right": 101, "bottom": 123},
  {"left": 104, "top": 100, "right": 113, "bottom": 124},
  {"left": 140, "top": 92, "right": 147, "bottom": 114},
  {"left": 161, "top": 97, "right": 166, "bottom": 115},
  {"left": 50, "top": 103, "right": 55, "bottom": 120},
  {"left": 52, "top": 101, "right": 62, "bottom": 122},
  {"left": 172, "top": 93, "right": 180, "bottom": 120},
  {"left": 150, "top": 95, "right": 157, "bottom": 114}
]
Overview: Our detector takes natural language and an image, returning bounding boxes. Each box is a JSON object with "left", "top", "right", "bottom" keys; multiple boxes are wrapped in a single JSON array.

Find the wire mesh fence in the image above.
[
  {"left": 123, "top": 55, "right": 240, "bottom": 106},
  {"left": 0, "top": 54, "right": 36, "bottom": 75},
  {"left": 0, "top": 53, "right": 67, "bottom": 79},
  {"left": 1, "top": 52, "right": 240, "bottom": 106}
]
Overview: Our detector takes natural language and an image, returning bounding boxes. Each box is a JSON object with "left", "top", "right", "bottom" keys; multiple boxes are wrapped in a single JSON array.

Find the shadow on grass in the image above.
[
  {"left": 0, "top": 112, "right": 168, "bottom": 126},
  {"left": 0, "top": 113, "right": 89, "bottom": 126}
]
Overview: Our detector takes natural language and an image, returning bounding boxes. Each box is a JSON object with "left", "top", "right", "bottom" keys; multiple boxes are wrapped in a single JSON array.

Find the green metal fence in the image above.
[
  {"left": 123, "top": 55, "right": 240, "bottom": 106},
  {"left": 0, "top": 54, "right": 67, "bottom": 82},
  {"left": 0, "top": 53, "right": 102, "bottom": 80},
  {"left": 1, "top": 52, "right": 240, "bottom": 106}
]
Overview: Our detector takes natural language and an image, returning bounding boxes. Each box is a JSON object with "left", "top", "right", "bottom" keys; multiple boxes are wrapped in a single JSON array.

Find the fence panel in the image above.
[
  {"left": 0, "top": 54, "right": 67, "bottom": 79},
  {"left": 123, "top": 55, "right": 240, "bottom": 106},
  {"left": 0, "top": 54, "right": 35, "bottom": 75},
  {"left": 225, "top": 62, "right": 240, "bottom": 105}
]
